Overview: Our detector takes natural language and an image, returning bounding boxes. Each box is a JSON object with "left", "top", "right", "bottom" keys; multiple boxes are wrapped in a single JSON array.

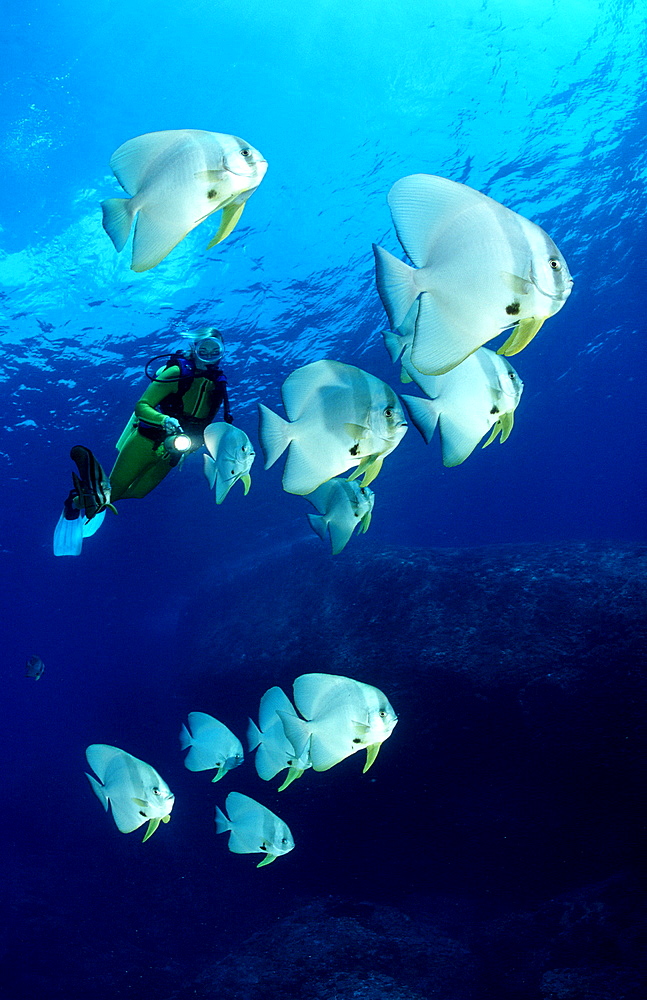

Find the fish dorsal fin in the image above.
[
  {"left": 204, "top": 421, "right": 229, "bottom": 457},
  {"left": 187, "top": 712, "right": 228, "bottom": 739},
  {"left": 85, "top": 744, "right": 123, "bottom": 783},
  {"left": 281, "top": 360, "right": 345, "bottom": 421},
  {"left": 259, "top": 686, "right": 294, "bottom": 730},
  {"left": 110, "top": 130, "right": 194, "bottom": 195},
  {"left": 307, "top": 480, "right": 338, "bottom": 514},
  {"left": 388, "top": 173, "right": 490, "bottom": 269}
]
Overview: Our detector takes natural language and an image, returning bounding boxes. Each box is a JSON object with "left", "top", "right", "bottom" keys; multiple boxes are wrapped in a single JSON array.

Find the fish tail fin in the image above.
[
  {"left": 101, "top": 198, "right": 134, "bottom": 253},
  {"left": 214, "top": 805, "right": 231, "bottom": 834},
  {"left": 401, "top": 395, "right": 440, "bottom": 445},
  {"left": 203, "top": 454, "right": 217, "bottom": 490},
  {"left": 382, "top": 327, "right": 407, "bottom": 364},
  {"left": 306, "top": 512, "right": 328, "bottom": 542},
  {"left": 179, "top": 723, "right": 193, "bottom": 751},
  {"left": 373, "top": 244, "right": 419, "bottom": 330},
  {"left": 258, "top": 403, "right": 292, "bottom": 469},
  {"left": 85, "top": 773, "right": 109, "bottom": 810},
  {"left": 246, "top": 718, "right": 262, "bottom": 752},
  {"left": 276, "top": 710, "right": 311, "bottom": 759}
]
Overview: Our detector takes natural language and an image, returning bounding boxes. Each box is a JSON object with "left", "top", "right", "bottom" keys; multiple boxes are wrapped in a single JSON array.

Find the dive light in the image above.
[{"left": 164, "top": 432, "right": 193, "bottom": 455}]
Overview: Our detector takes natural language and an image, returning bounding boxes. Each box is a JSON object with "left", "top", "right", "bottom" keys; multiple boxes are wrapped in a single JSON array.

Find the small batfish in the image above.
[
  {"left": 384, "top": 329, "right": 524, "bottom": 466},
  {"left": 215, "top": 792, "right": 295, "bottom": 867},
  {"left": 70, "top": 446, "right": 116, "bottom": 521},
  {"left": 306, "top": 478, "right": 374, "bottom": 555},
  {"left": 180, "top": 712, "right": 244, "bottom": 782},
  {"left": 85, "top": 744, "right": 174, "bottom": 841},
  {"left": 247, "top": 687, "right": 312, "bottom": 791},
  {"left": 258, "top": 360, "right": 407, "bottom": 495},
  {"left": 203, "top": 423, "right": 255, "bottom": 504},
  {"left": 278, "top": 673, "right": 398, "bottom": 773},
  {"left": 101, "top": 129, "right": 268, "bottom": 271},
  {"left": 25, "top": 655, "right": 44, "bottom": 680},
  {"left": 373, "top": 173, "right": 573, "bottom": 376}
]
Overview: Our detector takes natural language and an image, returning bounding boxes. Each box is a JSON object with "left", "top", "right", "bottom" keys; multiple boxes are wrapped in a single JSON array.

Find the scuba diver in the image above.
[{"left": 53, "top": 328, "right": 234, "bottom": 555}]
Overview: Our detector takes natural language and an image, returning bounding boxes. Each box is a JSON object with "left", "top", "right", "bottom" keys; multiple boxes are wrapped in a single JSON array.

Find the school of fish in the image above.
[{"left": 45, "top": 126, "right": 572, "bottom": 860}]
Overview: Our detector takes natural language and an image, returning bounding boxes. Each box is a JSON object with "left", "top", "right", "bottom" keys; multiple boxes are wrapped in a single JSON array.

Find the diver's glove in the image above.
[{"left": 162, "top": 416, "right": 183, "bottom": 435}]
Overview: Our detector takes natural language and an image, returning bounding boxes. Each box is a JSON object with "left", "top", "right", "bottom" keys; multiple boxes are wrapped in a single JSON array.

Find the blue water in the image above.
[{"left": 1, "top": 1, "right": 645, "bottom": 997}]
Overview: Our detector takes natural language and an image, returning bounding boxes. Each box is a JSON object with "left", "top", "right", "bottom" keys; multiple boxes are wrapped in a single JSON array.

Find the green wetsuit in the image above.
[{"left": 109, "top": 364, "right": 231, "bottom": 501}]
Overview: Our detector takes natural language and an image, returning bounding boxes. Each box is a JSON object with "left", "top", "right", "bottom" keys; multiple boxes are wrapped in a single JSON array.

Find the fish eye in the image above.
[
  {"left": 508, "top": 372, "right": 516, "bottom": 379},
  {"left": 240, "top": 148, "right": 251, "bottom": 157},
  {"left": 384, "top": 407, "right": 393, "bottom": 418},
  {"left": 549, "top": 258, "right": 561, "bottom": 270},
  {"left": 152, "top": 786, "right": 161, "bottom": 795},
  {"left": 281, "top": 837, "right": 289, "bottom": 844}
]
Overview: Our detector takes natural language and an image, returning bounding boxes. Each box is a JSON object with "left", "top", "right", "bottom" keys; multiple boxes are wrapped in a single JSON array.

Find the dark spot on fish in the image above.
[
  {"left": 139, "top": 810, "right": 147, "bottom": 817},
  {"left": 506, "top": 302, "right": 521, "bottom": 315},
  {"left": 490, "top": 406, "right": 499, "bottom": 415},
  {"left": 207, "top": 189, "right": 218, "bottom": 199},
  {"left": 349, "top": 444, "right": 360, "bottom": 456},
  {"left": 352, "top": 738, "right": 362, "bottom": 744}
]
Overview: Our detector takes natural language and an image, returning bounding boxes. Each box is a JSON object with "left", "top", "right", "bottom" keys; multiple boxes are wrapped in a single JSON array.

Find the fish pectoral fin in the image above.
[
  {"left": 343, "top": 422, "right": 368, "bottom": 441},
  {"left": 211, "top": 767, "right": 227, "bottom": 782},
  {"left": 131, "top": 797, "right": 148, "bottom": 808},
  {"left": 206, "top": 201, "right": 246, "bottom": 249},
  {"left": 162, "top": 815, "right": 171, "bottom": 824},
  {"left": 400, "top": 366, "right": 414, "bottom": 384},
  {"left": 256, "top": 853, "right": 277, "bottom": 867},
  {"left": 241, "top": 473, "right": 251, "bottom": 495},
  {"left": 352, "top": 720, "right": 371, "bottom": 734},
  {"left": 142, "top": 817, "right": 161, "bottom": 842},
  {"left": 498, "top": 317, "right": 545, "bottom": 356},
  {"left": 501, "top": 271, "right": 533, "bottom": 295},
  {"left": 360, "top": 510, "right": 372, "bottom": 533},
  {"left": 106, "top": 503, "right": 119, "bottom": 515},
  {"left": 363, "top": 743, "right": 382, "bottom": 773}
]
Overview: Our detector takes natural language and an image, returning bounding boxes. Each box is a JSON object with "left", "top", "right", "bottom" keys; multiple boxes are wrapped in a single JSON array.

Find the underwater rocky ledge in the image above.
[{"left": 171, "top": 540, "right": 646, "bottom": 1000}]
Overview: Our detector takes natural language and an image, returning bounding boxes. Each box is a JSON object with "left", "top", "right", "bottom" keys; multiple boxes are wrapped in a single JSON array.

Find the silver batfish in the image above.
[
  {"left": 373, "top": 173, "right": 573, "bottom": 375},
  {"left": 101, "top": 129, "right": 267, "bottom": 271},
  {"left": 203, "top": 422, "right": 255, "bottom": 504},
  {"left": 258, "top": 360, "right": 407, "bottom": 495},
  {"left": 305, "top": 478, "right": 374, "bottom": 554},
  {"left": 85, "top": 744, "right": 174, "bottom": 841}
]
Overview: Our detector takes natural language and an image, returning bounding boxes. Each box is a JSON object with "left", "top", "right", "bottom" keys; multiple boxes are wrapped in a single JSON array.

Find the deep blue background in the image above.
[{"left": 1, "top": 1, "right": 645, "bottom": 996}]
